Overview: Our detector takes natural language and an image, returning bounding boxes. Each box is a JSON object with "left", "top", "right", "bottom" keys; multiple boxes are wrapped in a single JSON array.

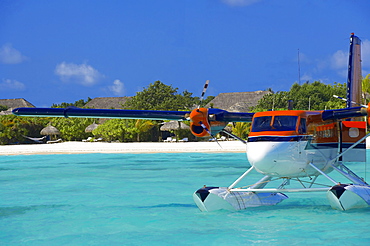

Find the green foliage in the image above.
[
  {"left": 0, "top": 104, "right": 9, "bottom": 111},
  {"left": 231, "top": 122, "right": 251, "bottom": 139},
  {"left": 0, "top": 115, "right": 27, "bottom": 144},
  {"left": 123, "top": 81, "right": 205, "bottom": 111},
  {"left": 176, "top": 90, "right": 197, "bottom": 110},
  {"left": 363, "top": 74, "right": 370, "bottom": 103},
  {"left": 0, "top": 115, "right": 49, "bottom": 144},
  {"left": 252, "top": 81, "right": 347, "bottom": 111},
  {"left": 252, "top": 91, "right": 290, "bottom": 112},
  {"left": 135, "top": 119, "right": 155, "bottom": 141},
  {"left": 92, "top": 119, "right": 138, "bottom": 142},
  {"left": 49, "top": 117, "right": 96, "bottom": 141},
  {"left": 362, "top": 74, "right": 370, "bottom": 94},
  {"left": 51, "top": 97, "right": 92, "bottom": 108},
  {"left": 203, "top": 96, "right": 215, "bottom": 106},
  {"left": 123, "top": 81, "right": 179, "bottom": 110}
]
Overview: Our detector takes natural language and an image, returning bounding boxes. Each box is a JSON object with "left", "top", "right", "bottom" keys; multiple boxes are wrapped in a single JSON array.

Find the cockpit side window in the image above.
[
  {"left": 298, "top": 118, "right": 307, "bottom": 134},
  {"left": 252, "top": 115, "right": 298, "bottom": 132},
  {"left": 272, "top": 116, "right": 298, "bottom": 131},
  {"left": 252, "top": 116, "right": 272, "bottom": 132}
]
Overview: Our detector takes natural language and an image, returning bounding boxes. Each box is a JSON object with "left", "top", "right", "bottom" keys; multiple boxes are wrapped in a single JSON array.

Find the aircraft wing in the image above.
[
  {"left": 12, "top": 107, "right": 190, "bottom": 121},
  {"left": 12, "top": 107, "right": 255, "bottom": 122},
  {"left": 322, "top": 106, "right": 370, "bottom": 121}
]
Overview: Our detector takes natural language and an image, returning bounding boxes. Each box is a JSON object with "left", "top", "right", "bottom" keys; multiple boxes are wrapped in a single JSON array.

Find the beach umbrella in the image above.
[
  {"left": 160, "top": 121, "right": 189, "bottom": 131},
  {"left": 40, "top": 125, "right": 60, "bottom": 135},
  {"left": 85, "top": 122, "right": 99, "bottom": 133},
  {"left": 40, "top": 125, "right": 60, "bottom": 140}
]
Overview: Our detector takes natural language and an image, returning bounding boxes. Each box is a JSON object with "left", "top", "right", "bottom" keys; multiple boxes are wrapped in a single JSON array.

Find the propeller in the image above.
[
  {"left": 188, "top": 80, "right": 223, "bottom": 148},
  {"left": 333, "top": 95, "right": 368, "bottom": 108},
  {"left": 189, "top": 81, "right": 212, "bottom": 138},
  {"left": 198, "top": 80, "right": 210, "bottom": 108},
  {"left": 333, "top": 95, "right": 370, "bottom": 125}
]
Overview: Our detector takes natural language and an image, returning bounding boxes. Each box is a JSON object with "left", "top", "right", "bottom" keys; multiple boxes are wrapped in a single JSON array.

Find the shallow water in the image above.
[{"left": 1, "top": 152, "right": 370, "bottom": 245}]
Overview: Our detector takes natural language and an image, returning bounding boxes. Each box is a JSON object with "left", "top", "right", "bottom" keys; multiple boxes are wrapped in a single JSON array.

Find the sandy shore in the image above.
[
  {"left": 1, "top": 138, "right": 369, "bottom": 156},
  {"left": 0, "top": 141, "right": 246, "bottom": 155}
]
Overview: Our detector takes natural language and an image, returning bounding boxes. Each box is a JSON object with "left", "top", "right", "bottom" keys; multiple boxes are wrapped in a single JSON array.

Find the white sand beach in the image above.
[
  {"left": 0, "top": 141, "right": 247, "bottom": 155},
  {"left": 2, "top": 138, "right": 369, "bottom": 155}
]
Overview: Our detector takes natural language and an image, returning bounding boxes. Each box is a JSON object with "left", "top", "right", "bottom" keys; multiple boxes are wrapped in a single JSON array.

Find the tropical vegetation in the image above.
[
  {"left": 122, "top": 80, "right": 214, "bottom": 110},
  {"left": 51, "top": 98, "right": 92, "bottom": 108},
  {"left": 0, "top": 115, "right": 49, "bottom": 145},
  {"left": 251, "top": 81, "right": 347, "bottom": 111}
]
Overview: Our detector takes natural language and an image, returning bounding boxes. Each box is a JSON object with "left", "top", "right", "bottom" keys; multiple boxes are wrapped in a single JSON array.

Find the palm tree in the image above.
[
  {"left": 362, "top": 74, "right": 370, "bottom": 104},
  {"left": 232, "top": 122, "right": 251, "bottom": 139},
  {"left": 135, "top": 119, "right": 155, "bottom": 141}
]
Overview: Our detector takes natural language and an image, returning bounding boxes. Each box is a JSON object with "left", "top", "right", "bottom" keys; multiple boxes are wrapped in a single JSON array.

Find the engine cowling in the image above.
[{"left": 189, "top": 108, "right": 227, "bottom": 137}]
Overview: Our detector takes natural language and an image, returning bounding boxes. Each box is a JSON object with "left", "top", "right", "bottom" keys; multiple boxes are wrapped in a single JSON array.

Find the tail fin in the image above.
[{"left": 346, "top": 33, "right": 362, "bottom": 108}]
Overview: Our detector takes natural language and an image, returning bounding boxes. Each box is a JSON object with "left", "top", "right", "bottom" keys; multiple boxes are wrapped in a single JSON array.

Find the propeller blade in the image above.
[
  {"left": 199, "top": 120, "right": 222, "bottom": 149},
  {"left": 199, "top": 121, "right": 211, "bottom": 135},
  {"left": 198, "top": 80, "right": 210, "bottom": 108},
  {"left": 333, "top": 95, "right": 367, "bottom": 108}
]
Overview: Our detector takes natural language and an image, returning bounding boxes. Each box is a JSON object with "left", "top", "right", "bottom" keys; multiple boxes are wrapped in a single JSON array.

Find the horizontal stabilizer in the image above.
[{"left": 322, "top": 106, "right": 369, "bottom": 121}]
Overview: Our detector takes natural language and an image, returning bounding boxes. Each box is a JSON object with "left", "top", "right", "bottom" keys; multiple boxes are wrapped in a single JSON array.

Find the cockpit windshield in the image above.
[{"left": 252, "top": 116, "right": 298, "bottom": 132}]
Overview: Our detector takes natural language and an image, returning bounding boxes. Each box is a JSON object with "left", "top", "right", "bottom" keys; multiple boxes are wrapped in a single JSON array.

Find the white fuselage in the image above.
[{"left": 246, "top": 139, "right": 337, "bottom": 177}]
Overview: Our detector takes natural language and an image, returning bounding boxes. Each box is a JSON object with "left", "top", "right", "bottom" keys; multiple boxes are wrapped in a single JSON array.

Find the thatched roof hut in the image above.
[
  {"left": 40, "top": 125, "right": 60, "bottom": 141},
  {"left": 84, "top": 97, "right": 132, "bottom": 109},
  {"left": 160, "top": 121, "right": 190, "bottom": 131},
  {"left": 206, "top": 90, "right": 271, "bottom": 112},
  {"left": 0, "top": 98, "right": 35, "bottom": 115},
  {"left": 40, "top": 125, "right": 60, "bottom": 135},
  {"left": 0, "top": 98, "right": 35, "bottom": 108}
]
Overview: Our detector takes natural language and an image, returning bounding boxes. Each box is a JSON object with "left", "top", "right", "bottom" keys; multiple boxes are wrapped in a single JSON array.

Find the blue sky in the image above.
[{"left": 1, "top": 0, "right": 370, "bottom": 107}]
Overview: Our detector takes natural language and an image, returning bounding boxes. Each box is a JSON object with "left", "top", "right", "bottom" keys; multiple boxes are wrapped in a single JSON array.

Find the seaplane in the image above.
[{"left": 13, "top": 34, "right": 370, "bottom": 211}]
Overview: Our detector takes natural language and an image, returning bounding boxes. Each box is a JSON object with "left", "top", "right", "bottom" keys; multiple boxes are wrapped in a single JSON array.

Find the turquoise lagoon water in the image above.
[{"left": 1, "top": 152, "right": 370, "bottom": 245}]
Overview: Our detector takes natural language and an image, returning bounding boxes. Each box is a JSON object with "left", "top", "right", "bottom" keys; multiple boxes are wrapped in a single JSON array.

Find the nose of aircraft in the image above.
[
  {"left": 247, "top": 142, "right": 281, "bottom": 174},
  {"left": 246, "top": 141, "right": 301, "bottom": 177}
]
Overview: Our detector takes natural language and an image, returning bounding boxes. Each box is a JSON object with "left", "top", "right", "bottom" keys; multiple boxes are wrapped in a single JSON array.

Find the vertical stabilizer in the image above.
[{"left": 346, "top": 33, "right": 362, "bottom": 108}]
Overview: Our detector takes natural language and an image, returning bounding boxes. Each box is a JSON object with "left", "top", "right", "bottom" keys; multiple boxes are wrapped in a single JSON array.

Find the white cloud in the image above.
[
  {"left": 297, "top": 51, "right": 310, "bottom": 64},
  {"left": 362, "top": 39, "right": 370, "bottom": 69},
  {"left": 0, "top": 43, "right": 28, "bottom": 64},
  {"left": 1, "top": 79, "right": 26, "bottom": 90},
  {"left": 300, "top": 73, "right": 313, "bottom": 83},
  {"left": 55, "top": 62, "right": 102, "bottom": 86},
  {"left": 330, "top": 50, "right": 348, "bottom": 70},
  {"left": 221, "top": 0, "right": 262, "bottom": 6},
  {"left": 108, "top": 79, "right": 125, "bottom": 96},
  {"left": 329, "top": 38, "right": 370, "bottom": 77}
]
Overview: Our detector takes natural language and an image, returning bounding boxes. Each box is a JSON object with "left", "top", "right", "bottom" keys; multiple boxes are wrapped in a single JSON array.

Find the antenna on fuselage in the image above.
[
  {"left": 298, "top": 48, "right": 301, "bottom": 85},
  {"left": 288, "top": 100, "right": 293, "bottom": 110}
]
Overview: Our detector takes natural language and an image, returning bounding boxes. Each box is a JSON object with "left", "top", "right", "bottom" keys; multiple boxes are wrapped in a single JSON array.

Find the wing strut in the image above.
[{"left": 221, "top": 129, "right": 246, "bottom": 144}]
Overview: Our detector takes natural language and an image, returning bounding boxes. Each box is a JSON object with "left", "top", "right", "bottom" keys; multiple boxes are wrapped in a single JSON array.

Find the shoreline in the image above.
[
  {"left": 0, "top": 141, "right": 247, "bottom": 156},
  {"left": 2, "top": 138, "right": 369, "bottom": 156}
]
